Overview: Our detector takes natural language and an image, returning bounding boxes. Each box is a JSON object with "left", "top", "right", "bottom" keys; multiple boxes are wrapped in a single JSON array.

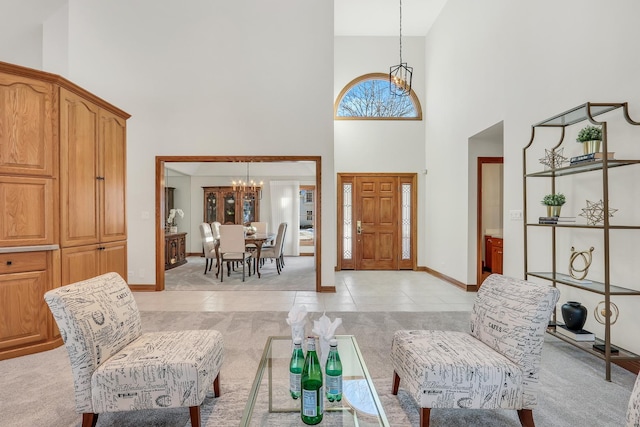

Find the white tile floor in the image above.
[{"left": 133, "top": 269, "right": 476, "bottom": 312}]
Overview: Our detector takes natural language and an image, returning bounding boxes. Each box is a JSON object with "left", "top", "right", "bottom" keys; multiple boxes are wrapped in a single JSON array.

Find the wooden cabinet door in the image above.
[
  {"left": 0, "top": 74, "right": 54, "bottom": 177},
  {"left": 0, "top": 176, "right": 54, "bottom": 246},
  {"left": 101, "top": 241, "right": 127, "bottom": 281},
  {"left": 61, "top": 244, "right": 101, "bottom": 285},
  {"left": 0, "top": 271, "right": 48, "bottom": 350},
  {"left": 99, "top": 109, "right": 127, "bottom": 242},
  {"left": 60, "top": 88, "right": 100, "bottom": 247}
]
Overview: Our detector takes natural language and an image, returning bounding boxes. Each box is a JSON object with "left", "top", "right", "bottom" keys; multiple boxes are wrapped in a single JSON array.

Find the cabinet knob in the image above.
[
  {"left": 6, "top": 260, "right": 12, "bottom": 266},
  {"left": 96, "top": 176, "right": 105, "bottom": 180}
]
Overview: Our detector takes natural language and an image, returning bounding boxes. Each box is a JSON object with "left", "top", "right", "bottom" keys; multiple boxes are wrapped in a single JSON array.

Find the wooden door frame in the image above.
[
  {"left": 476, "top": 157, "right": 503, "bottom": 286},
  {"left": 336, "top": 173, "right": 417, "bottom": 271},
  {"left": 155, "top": 155, "right": 322, "bottom": 292}
]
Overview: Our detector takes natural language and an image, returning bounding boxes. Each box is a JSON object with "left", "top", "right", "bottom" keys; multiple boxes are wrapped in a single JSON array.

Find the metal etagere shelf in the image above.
[{"left": 522, "top": 102, "right": 640, "bottom": 381}]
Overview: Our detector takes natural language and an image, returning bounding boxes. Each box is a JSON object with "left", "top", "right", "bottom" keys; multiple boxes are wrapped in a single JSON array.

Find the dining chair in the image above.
[
  {"left": 218, "top": 224, "right": 253, "bottom": 282},
  {"left": 254, "top": 222, "right": 287, "bottom": 274},
  {"left": 199, "top": 222, "right": 218, "bottom": 275},
  {"left": 251, "top": 221, "right": 268, "bottom": 234}
]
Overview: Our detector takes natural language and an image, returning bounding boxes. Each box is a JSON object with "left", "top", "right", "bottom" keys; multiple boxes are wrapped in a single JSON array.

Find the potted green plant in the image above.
[
  {"left": 541, "top": 193, "right": 566, "bottom": 217},
  {"left": 576, "top": 125, "right": 602, "bottom": 155}
]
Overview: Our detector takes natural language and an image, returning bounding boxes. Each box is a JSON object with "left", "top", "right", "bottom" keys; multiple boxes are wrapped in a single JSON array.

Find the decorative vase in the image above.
[
  {"left": 546, "top": 205, "right": 562, "bottom": 217},
  {"left": 561, "top": 301, "right": 587, "bottom": 331},
  {"left": 583, "top": 140, "right": 601, "bottom": 155},
  {"left": 169, "top": 226, "right": 178, "bottom": 233}
]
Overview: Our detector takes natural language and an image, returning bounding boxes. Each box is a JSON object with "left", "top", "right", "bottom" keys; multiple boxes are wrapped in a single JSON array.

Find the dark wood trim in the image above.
[
  {"left": 614, "top": 359, "right": 640, "bottom": 375},
  {"left": 424, "top": 266, "right": 477, "bottom": 292},
  {"left": 156, "top": 156, "right": 322, "bottom": 293},
  {"left": 128, "top": 284, "right": 156, "bottom": 291}
]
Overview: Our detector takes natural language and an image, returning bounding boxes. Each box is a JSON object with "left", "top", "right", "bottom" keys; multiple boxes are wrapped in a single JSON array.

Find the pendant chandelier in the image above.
[
  {"left": 389, "top": 0, "right": 412, "bottom": 96},
  {"left": 232, "top": 162, "right": 263, "bottom": 199}
]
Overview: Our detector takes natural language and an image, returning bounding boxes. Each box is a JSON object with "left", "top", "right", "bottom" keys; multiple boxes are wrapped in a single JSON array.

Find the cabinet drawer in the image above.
[{"left": 0, "top": 252, "right": 47, "bottom": 274}]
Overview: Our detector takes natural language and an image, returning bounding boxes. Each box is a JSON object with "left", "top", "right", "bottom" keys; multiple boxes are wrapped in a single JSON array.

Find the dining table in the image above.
[{"left": 216, "top": 232, "right": 275, "bottom": 279}]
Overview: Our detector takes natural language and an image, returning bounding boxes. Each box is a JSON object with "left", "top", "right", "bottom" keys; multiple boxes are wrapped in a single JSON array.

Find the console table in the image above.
[{"left": 165, "top": 232, "right": 187, "bottom": 270}]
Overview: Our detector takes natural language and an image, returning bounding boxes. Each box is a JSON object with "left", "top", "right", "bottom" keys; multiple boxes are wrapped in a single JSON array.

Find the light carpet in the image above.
[
  {"left": 1, "top": 311, "right": 635, "bottom": 426},
  {"left": 165, "top": 256, "right": 315, "bottom": 292}
]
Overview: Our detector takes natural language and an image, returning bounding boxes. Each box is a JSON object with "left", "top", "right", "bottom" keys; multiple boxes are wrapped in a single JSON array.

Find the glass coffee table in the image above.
[{"left": 241, "top": 335, "right": 389, "bottom": 426}]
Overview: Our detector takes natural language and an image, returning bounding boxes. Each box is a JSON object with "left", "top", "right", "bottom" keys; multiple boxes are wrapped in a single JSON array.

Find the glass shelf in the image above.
[
  {"left": 527, "top": 223, "right": 640, "bottom": 230},
  {"left": 525, "top": 159, "right": 640, "bottom": 177},
  {"left": 527, "top": 272, "right": 640, "bottom": 295},
  {"left": 533, "top": 103, "right": 624, "bottom": 127},
  {"left": 546, "top": 328, "right": 640, "bottom": 361}
]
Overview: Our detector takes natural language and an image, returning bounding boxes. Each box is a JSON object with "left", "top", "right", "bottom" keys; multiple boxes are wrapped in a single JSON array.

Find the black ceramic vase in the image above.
[{"left": 561, "top": 301, "right": 587, "bottom": 331}]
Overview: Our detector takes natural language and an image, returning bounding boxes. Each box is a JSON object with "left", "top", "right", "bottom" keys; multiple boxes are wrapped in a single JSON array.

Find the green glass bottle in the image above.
[
  {"left": 301, "top": 336, "right": 323, "bottom": 425},
  {"left": 289, "top": 337, "right": 304, "bottom": 399},
  {"left": 325, "top": 338, "right": 343, "bottom": 402}
]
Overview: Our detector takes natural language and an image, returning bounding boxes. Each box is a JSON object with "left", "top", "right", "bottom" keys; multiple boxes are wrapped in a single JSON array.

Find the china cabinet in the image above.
[{"left": 203, "top": 186, "right": 260, "bottom": 225}]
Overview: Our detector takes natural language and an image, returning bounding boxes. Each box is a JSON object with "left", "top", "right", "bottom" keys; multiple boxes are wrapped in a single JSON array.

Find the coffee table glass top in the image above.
[{"left": 241, "top": 335, "right": 390, "bottom": 426}]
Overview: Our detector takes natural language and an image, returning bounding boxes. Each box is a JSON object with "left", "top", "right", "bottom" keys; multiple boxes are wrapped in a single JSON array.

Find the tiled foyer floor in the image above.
[{"left": 133, "top": 268, "right": 476, "bottom": 312}]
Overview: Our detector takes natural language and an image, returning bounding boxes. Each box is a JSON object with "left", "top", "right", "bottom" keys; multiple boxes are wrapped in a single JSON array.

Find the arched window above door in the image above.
[{"left": 334, "top": 73, "right": 422, "bottom": 120}]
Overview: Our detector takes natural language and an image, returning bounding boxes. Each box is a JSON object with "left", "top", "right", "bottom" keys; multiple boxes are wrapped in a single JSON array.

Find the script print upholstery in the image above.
[
  {"left": 391, "top": 274, "right": 559, "bottom": 411},
  {"left": 45, "top": 272, "right": 224, "bottom": 414},
  {"left": 627, "top": 373, "right": 640, "bottom": 426}
]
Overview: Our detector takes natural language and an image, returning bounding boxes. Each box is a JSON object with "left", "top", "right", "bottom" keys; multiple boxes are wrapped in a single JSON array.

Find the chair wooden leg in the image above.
[
  {"left": 203, "top": 259, "right": 209, "bottom": 274},
  {"left": 392, "top": 370, "right": 400, "bottom": 394},
  {"left": 213, "top": 373, "right": 221, "bottom": 396},
  {"left": 517, "top": 409, "right": 535, "bottom": 427},
  {"left": 420, "top": 408, "right": 431, "bottom": 427},
  {"left": 189, "top": 406, "right": 201, "bottom": 427},
  {"left": 82, "top": 413, "right": 98, "bottom": 427}
]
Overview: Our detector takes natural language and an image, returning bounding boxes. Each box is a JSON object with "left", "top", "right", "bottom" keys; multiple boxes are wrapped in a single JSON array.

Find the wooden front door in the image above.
[
  {"left": 338, "top": 173, "right": 416, "bottom": 271},
  {"left": 356, "top": 176, "right": 398, "bottom": 269}
]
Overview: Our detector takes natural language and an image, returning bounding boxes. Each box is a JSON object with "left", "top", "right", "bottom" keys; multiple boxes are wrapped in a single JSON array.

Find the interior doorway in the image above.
[
  {"left": 299, "top": 185, "right": 315, "bottom": 256},
  {"left": 336, "top": 173, "right": 417, "bottom": 270},
  {"left": 155, "top": 155, "right": 322, "bottom": 292},
  {"left": 477, "top": 157, "right": 504, "bottom": 286}
]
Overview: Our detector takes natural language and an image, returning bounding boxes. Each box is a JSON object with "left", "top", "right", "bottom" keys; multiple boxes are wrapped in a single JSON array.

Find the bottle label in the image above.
[
  {"left": 290, "top": 372, "right": 301, "bottom": 393},
  {"left": 302, "top": 389, "right": 317, "bottom": 416},
  {"left": 326, "top": 374, "right": 342, "bottom": 394}
]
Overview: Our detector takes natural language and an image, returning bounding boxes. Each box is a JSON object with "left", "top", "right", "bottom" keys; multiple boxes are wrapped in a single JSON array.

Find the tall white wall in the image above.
[
  {"left": 425, "top": 0, "right": 640, "bottom": 353},
  {"left": 334, "top": 36, "right": 427, "bottom": 265},
  {"left": 42, "top": 0, "right": 335, "bottom": 287}
]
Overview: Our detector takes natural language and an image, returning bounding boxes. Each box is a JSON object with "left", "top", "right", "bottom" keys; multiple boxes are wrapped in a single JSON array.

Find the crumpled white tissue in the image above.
[
  {"left": 286, "top": 305, "right": 308, "bottom": 342},
  {"left": 312, "top": 312, "right": 342, "bottom": 367}
]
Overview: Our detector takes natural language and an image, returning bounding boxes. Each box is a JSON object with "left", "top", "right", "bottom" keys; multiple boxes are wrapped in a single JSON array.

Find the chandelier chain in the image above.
[{"left": 399, "top": 0, "right": 403, "bottom": 64}]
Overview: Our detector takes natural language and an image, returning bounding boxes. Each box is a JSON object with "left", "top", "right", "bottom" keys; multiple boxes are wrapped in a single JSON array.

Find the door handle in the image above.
[{"left": 357, "top": 221, "right": 362, "bottom": 234}]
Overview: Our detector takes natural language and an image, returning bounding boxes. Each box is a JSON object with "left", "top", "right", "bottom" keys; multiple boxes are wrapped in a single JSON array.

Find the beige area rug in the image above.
[
  {"left": 165, "top": 255, "right": 315, "bottom": 292},
  {"left": 1, "top": 311, "right": 636, "bottom": 427}
]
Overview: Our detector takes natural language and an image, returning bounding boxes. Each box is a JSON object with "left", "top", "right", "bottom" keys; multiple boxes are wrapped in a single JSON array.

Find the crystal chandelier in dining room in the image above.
[
  {"left": 232, "top": 162, "right": 263, "bottom": 199},
  {"left": 389, "top": 0, "right": 412, "bottom": 96}
]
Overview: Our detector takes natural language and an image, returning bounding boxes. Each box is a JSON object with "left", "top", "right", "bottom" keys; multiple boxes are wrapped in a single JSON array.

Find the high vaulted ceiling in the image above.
[{"left": 0, "top": 0, "right": 447, "bottom": 42}]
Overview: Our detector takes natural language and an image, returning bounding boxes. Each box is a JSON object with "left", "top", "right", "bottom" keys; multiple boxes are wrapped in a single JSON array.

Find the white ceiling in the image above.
[
  {"left": 0, "top": 0, "right": 446, "bottom": 42},
  {"left": 166, "top": 161, "right": 317, "bottom": 177}
]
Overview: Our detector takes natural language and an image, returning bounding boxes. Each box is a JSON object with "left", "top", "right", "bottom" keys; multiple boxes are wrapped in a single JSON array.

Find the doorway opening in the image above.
[
  {"left": 299, "top": 185, "right": 315, "bottom": 256},
  {"left": 477, "top": 157, "right": 504, "bottom": 286},
  {"left": 336, "top": 173, "right": 417, "bottom": 270},
  {"left": 155, "top": 155, "right": 322, "bottom": 292}
]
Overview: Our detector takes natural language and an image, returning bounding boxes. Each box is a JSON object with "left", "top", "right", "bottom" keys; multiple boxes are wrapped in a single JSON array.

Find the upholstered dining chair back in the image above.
[
  {"left": 211, "top": 221, "right": 221, "bottom": 239},
  {"left": 200, "top": 222, "right": 216, "bottom": 253},
  {"left": 218, "top": 224, "right": 247, "bottom": 253},
  {"left": 251, "top": 221, "right": 268, "bottom": 234},
  {"left": 45, "top": 272, "right": 142, "bottom": 413}
]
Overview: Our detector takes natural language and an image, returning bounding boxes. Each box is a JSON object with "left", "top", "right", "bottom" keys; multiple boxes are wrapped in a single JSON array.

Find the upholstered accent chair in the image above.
[
  {"left": 627, "top": 373, "right": 640, "bottom": 426},
  {"left": 44, "top": 272, "right": 224, "bottom": 427},
  {"left": 200, "top": 222, "right": 218, "bottom": 275},
  {"left": 391, "top": 274, "right": 560, "bottom": 427}
]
